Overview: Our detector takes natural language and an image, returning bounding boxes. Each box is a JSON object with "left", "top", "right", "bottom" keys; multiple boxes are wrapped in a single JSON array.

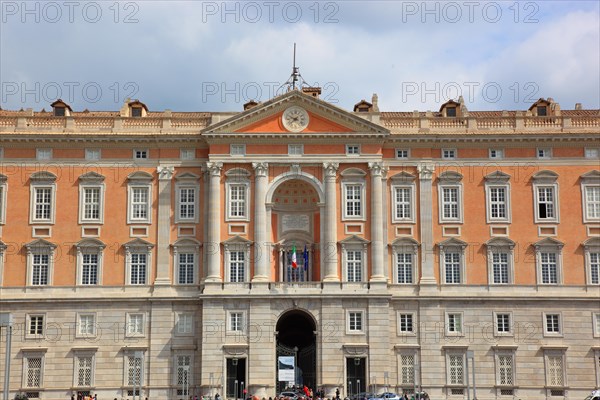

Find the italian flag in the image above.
[{"left": 291, "top": 245, "right": 297, "bottom": 268}]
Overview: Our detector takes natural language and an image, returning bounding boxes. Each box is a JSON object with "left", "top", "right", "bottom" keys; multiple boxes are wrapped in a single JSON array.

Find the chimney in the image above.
[
  {"left": 243, "top": 100, "right": 259, "bottom": 111},
  {"left": 302, "top": 87, "right": 321, "bottom": 99},
  {"left": 371, "top": 93, "right": 379, "bottom": 112},
  {"left": 575, "top": 103, "right": 582, "bottom": 110}
]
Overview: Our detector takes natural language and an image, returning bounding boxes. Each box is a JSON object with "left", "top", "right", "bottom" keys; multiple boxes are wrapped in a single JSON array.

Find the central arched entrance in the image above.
[{"left": 276, "top": 310, "right": 317, "bottom": 394}]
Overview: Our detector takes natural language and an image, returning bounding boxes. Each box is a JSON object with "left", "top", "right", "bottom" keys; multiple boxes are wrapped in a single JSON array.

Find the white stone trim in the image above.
[
  {"left": 21, "top": 350, "right": 46, "bottom": 389},
  {"left": 441, "top": 148, "right": 457, "bottom": 160},
  {"left": 227, "top": 310, "right": 247, "bottom": 335},
  {"left": 129, "top": 226, "right": 149, "bottom": 237},
  {"left": 391, "top": 238, "right": 419, "bottom": 285},
  {"left": 391, "top": 181, "right": 416, "bottom": 224},
  {"left": 346, "top": 144, "right": 361, "bottom": 156},
  {"left": 177, "top": 225, "right": 196, "bottom": 237},
  {"left": 78, "top": 182, "right": 105, "bottom": 225},
  {"left": 223, "top": 238, "right": 251, "bottom": 282},
  {"left": 537, "top": 147, "right": 552, "bottom": 159},
  {"left": 72, "top": 350, "right": 96, "bottom": 389},
  {"left": 346, "top": 309, "right": 366, "bottom": 335},
  {"left": 592, "top": 312, "right": 600, "bottom": 338},
  {"left": 124, "top": 240, "right": 153, "bottom": 286},
  {"left": 534, "top": 240, "right": 563, "bottom": 285},
  {"left": 543, "top": 348, "right": 567, "bottom": 388},
  {"left": 493, "top": 311, "right": 514, "bottom": 337},
  {"left": 85, "top": 148, "right": 101, "bottom": 161},
  {"left": 29, "top": 182, "right": 57, "bottom": 225},
  {"left": 484, "top": 182, "right": 511, "bottom": 224},
  {"left": 583, "top": 238, "right": 600, "bottom": 285},
  {"left": 81, "top": 226, "right": 101, "bottom": 237},
  {"left": 180, "top": 148, "right": 195, "bottom": 160},
  {"left": 442, "top": 226, "right": 461, "bottom": 237},
  {"left": 341, "top": 180, "right": 366, "bottom": 221},
  {"left": 175, "top": 181, "right": 200, "bottom": 224},
  {"left": 133, "top": 148, "right": 149, "bottom": 160},
  {"left": 542, "top": 311, "right": 563, "bottom": 337},
  {"left": 125, "top": 312, "right": 147, "bottom": 338},
  {"left": 75, "top": 239, "right": 105, "bottom": 286},
  {"left": 127, "top": 183, "right": 152, "bottom": 225},
  {"left": 226, "top": 176, "right": 250, "bottom": 222},
  {"left": 36, "top": 148, "right": 52, "bottom": 160},
  {"left": 0, "top": 175, "right": 7, "bottom": 225},
  {"left": 344, "top": 223, "right": 364, "bottom": 235},
  {"left": 25, "top": 313, "right": 47, "bottom": 340},
  {"left": 490, "top": 225, "right": 509, "bottom": 236},
  {"left": 532, "top": 173, "right": 560, "bottom": 224},
  {"left": 493, "top": 347, "right": 516, "bottom": 388},
  {"left": 489, "top": 148, "right": 504, "bottom": 159},
  {"left": 75, "top": 312, "right": 97, "bottom": 338},
  {"left": 341, "top": 238, "right": 368, "bottom": 283},
  {"left": 439, "top": 239, "right": 467, "bottom": 285},
  {"left": 26, "top": 241, "right": 56, "bottom": 286},
  {"left": 32, "top": 226, "right": 52, "bottom": 238},
  {"left": 444, "top": 311, "right": 464, "bottom": 336},
  {"left": 486, "top": 238, "right": 515, "bottom": 285},
  {"left": 395, "top": 148, "right": 410, "bottom": 159},
  {"left": 444, "top": 348, "right": 466, "bottom": 386},
  {"left": 438, "top": 175, "right": 463, "bottom": 224},
  {"left": 537, "top": 225, "right": 557, "bottom": 237},
  {"left": 172, "top": 239, "right": 201, "bottom": 285},
  {"left": 581, "top": 182, "right": 600, "bottom": 223},
  {"left": 396, "top": 311, "right": 416, "bottom": 336},
  {"left": 175, "top": 313, "right": 195, "bottom": 336}
]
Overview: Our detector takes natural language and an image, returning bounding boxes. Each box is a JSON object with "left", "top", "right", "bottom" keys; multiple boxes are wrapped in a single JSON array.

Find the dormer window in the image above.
[
  {"left": 537, "top": 106, "right": 547, "bottom": 116},
  {"left": 131, "top": 107, "right": 143, "bottom": 118},
  {"left": 50, "top": 99, "right": 72, "bottom": 117},
  {"left": 446, "top": 107, "right": 457, "bottom": 117},
  {"left": 529, "top": 98, "right": 553, "bottom": 116},
  {"left": 54, "top": 106, "right": 65, "bottom": 117},
  {"left": 353, "top": 100, "right": 373, "bottom": 113},
  {"left": 127, "top": 100, "right": 148, "bottom": 118}
]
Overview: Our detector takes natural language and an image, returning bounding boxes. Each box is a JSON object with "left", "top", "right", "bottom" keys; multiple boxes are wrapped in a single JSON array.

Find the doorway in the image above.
[
  {"left": 346, "top": 357, "right": 366, "bottom": 398},
  {"left": 226, "top": 358, "right": 246, "bottom": 400}
]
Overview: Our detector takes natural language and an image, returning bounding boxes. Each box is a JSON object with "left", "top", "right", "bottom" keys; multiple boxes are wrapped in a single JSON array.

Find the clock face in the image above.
[{"left": 282, "top": 106, "right": 309, "bottom": 132}]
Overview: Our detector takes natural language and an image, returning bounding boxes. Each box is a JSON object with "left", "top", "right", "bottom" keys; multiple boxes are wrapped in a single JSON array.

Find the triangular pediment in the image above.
[{"left": 202, "top": 90, "right": 389, "bottom": 137}]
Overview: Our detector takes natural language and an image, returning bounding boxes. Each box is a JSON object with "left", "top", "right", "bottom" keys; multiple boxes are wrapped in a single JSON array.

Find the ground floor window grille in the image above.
[
  {"left": 450, "top": 388, "right": 464, "bottom": 395},
  {"left": 550, "top": 389, "right": 565, "bottom": 397},
  {"left": 25, "top": 392, "right": 40, "bottom": 399},
  {"left": 500, "top": 389, "right": 514, "bottom": 396}
]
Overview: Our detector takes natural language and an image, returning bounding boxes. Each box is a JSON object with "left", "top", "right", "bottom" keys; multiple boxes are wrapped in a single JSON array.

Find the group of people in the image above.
[{"left": 70, "top": 395, "right": 97, "bottom": 400}]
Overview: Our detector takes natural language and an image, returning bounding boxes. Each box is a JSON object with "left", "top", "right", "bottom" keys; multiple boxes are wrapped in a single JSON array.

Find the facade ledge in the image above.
[
  {"left": 20, "top": 347, "right": 48, "bottom": 353},
  {"left": 540, "top": 344, "right": 568, "bottom": 350},
  {"left": 393, "top": 344, "right": 421, "bottom": 350}
]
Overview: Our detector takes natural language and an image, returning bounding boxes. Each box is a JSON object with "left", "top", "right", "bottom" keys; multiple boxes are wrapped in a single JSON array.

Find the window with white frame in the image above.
[
  {"left": 440, "top": 238, "right": 467, "bottom": 284},
  {"left": 341, "top": 237, "right": 368, "bottom": 283},
  {"left": 180, "top": 148, "right": 195, "bottom": 160},
  {"left": 176, "top": 313, "right": 194, "bottom": 335},
  {"left": 341, "top": 168, "right": 366, "bottom": 221},
  {"left": 398, "top": 313, "right": 415, "bottom": 334},
  {"left": 391, "top": 238, "right": 419, "bottom": 284},
  {"left": 228, "top": 311, "right": 244, "bottom": 333},
  {"left": 223, "top": 237, "right": 251, "bottom": 283},
  {"left": 29, "top": 171, "right": 57, "bottom": 224},
  {"left": 124, "top": 239, "right": 153, "bottom": 286},
  {"left": 133, "top": 149, "right": 149, "bottom": 160},
  {"left": 346, "top": 144, "right": 360, "bottom": 155},
  {"left": 532, "top": 170, "right": 559, "bottom": 223},
  {"left": 230, "top": 144, "right": 246, "bottom": 156},
  {"left": 495, "top": 351, "right": 515, "bottom": 387},
  {"left": 442, "top": 148, "right": 457, "bottom": 160},
  {"left": 486, "top": 237, "right": 515, "bottom": 285},
  {"left": 398, "top": 352, "right": 416, "bottom": 386},
  {"left": 26, "top": 239, "right": 56, "bottom": 286},
  {"left": 75, "top": 353, "right": 94, "bottom": 387},
  {"left": 494, "top": 312, "right": 513, "bottom": 335},
  {"left": 288, "top": 144, "right": 303, "bottom": 155},
  {"left": 544, "top": 313, "right": 561, "bottom": 335},
  {"left": 585, "top": 148, "right": 600, "bottom": 158},
  {"left": 229, "top": 251, "right": 245, "bottom": 282},
  {"left": 544, "top": 351, "right": 565, "bottom": 387},
  {"left": 346, "top": 250, "right": 363, "bottom": 282},
  {"left": 347, "top": 311, "right": 364, "bottom": 333},
  {"left": 78, "top": 172, "right": 105, "bottom": 224},
  {"left": 395, "top": 148, "right": 410, "bottom": 159},
  {"left": 484, "top": 171, "right": 511, "bottom": 223},
  {"left": 23, "top": 353, "right": 44, "bottom": 388},
  {"left": 534, "top": 238, "right": 563, "bottom": 285},
  {"left": 125, "top": 352, "right": 144, "bottom": 387},
  {"left": 438, "top": 171, "right": 463, "bottom": 223},
  {"left": 175, "top": 354, "right": 192, "bottom": 397},
  {"left": 85, "top": 148, "right": 101, "bottom": 161},
  {"left": 446, "top": 312, "right": 463, "bottom": 335},
  {"left": 390, "top": 172, "right": 416, "bottom": 223},
  {"left": 489, "top": 148, "right": 504, "bottom": 159},
  {"left": 537, "top": 148, "right": 552, "bottom": 159},
  {"left": 172, "top": 238, "right": 201, "bottom": 285},
  {"left": 225, "top": 169, "right": 250, "bottom": 221},
  {"left": 27, "top": 314, "right": 45, "bottom": 337},
  {"left": 36, "top": 148, "right": 52, "bottom": 160},
  {"left": 0, "top": 174, "right": 7, "bottom": 225},
  {"left": 446, "top": 351, "right": 465, "bottom": 385},
  {"left": 584, "top": 238, "right": 600, "bottom": 285},
  {"left": 593, "top": 313, "right": 600, "bottom": 337},
  {"left": 76, "top": 239, "right": 104, "bottom": 285},
  {"left": 126, "top": 313, "right": 145, "bottom": 336},
  {"left": 175, "top": 172, "right": 200, "bottom": 224},
  {"left": 77, "top": 313, "right": 96, "bottom": 337},
  {"left": 581, "top": 171, "right": 600, "bottom": 223},
  {"left": 127, "top": 171, "right": 153, "bottom": 224}
]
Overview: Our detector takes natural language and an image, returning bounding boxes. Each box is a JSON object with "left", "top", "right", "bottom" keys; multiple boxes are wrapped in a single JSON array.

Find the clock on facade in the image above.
[{"left": 282, "top": 106, "right": 309, "bottom": 132}]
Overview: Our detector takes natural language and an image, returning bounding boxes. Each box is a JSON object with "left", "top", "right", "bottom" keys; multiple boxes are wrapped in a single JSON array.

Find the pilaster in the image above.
[
  {"left": 154, "top": 165, "right": 174, "bottom": 285},
  {"left": 252, "top": 162, "right": 269, "bottom": 283},
  {"left": 206, "top": 162, "right": 223, "bottom": 283},
  {"left": 322, "top": 162, "right": 339, "bottom": 282},
  {"left": 417, "top": 162, "right": 437, "bottom": 285},
  {"left": 369, "top": 162, "right": 386, "bottom": 282}
]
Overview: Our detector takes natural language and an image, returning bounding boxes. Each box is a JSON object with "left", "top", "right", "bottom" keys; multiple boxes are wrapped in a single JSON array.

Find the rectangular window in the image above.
[
  {"left": 585, "top": 186, "right": 600, "bottom": 220},
  {"left": 81, "top": 253, "right": 99, "bottom": 285},
  {"left": 131, "top": 107, "right": 143, "bottom": 117},
  {"left": 34, "top": 187, "right": 52, "bottom": 221},
  {"left": 127, "top": 314, "right": 144, "bottom": 336},
  {"left": 537, "top": 106, "right": 547, "bottom": 116},
  {"left": 29, "top": 315, "right": 44, "bottom": 336},
  {"left": 288, "top": 144, "right": 303, "bottom": 155},
  {"left": 345, "top": 184, "right": 362, "bottom": 218},
  {"left": 546, "top": 355, "right": 564, "bottom": 386},
  {"left": 85, "top": 149, "right": 101, "bottom": 160},
  {"left": 545, "top": 314, "right": 561, "bottom": 334},
  {"left": 447, "top": 313, "right": 463, "bottom": 334},
  {"left": 178, "top": 253, "right": 195, "bottom": 285},
  {"left": 398, "top": 314, "right": 414, "bottom": 333},
  {"left": 229, "top": 251, "right": 245, "bottom": 282},
  {"left": 441, "top": 187, "right": 459, "bottom": 220},
  {"left": 229, "top": 184, "right": 247, "bottom": 218},
  {"left": 229, "top": 312, "right": 243, "bottom": 332},
  {"left": 133, "top": 149, "right": 148, "bottom": 159},
  {"left": 399, "top": 354, "right": 415, "bottom": 384},
  {"left": 76, "top": 355, "right": 93, "bottom": 387},
  {"left": 492, "top": 252, "right": 509, "bottom": 284},
  {"left": 230, "top": 144, "right": 246, "bottom": 156},
  {"left": 176, "top": 355, "right": 192, "bottom": 396},
  {"left": 180, "top": 149, "right": 195, "bottom": 160},
  {"left": 396, "top": 149, "right": 409, "bottom": 159},
  {"left": 178, "top": 187, "right": 196, "bottom": 221},
  {"left": 497, "top": 354, "right": 514, "bottom": 386},
  {"left": 537, "top": 148, "right": 552, "bottom": 159},
  {"left": 26, "top": 357, "right": 43, "bottom": 387},
  {"left": 442, "top": 149, "right": 456, "bottom": 159},
  {"left": 489, "top": 187, "right": 507, "bottom": 220},
  {"left": 496, "top": 313, "right": 511, "bottom": 333},
  {"left": 131, "top": 187, "right": 149, "bottom": 221},
  {"left": 177, "top": 314, "right": 193, "bottom": 334},
  {"left": 36, "top": 148, "right": 52, "bottom": 160},
  {"left": 78, "top": 314, "right": 95, "bottom": 336},
  {"left": 396, "top": 253, "right": 413, "bottom": 284},
  {"left": 537, "top": 187, "right": 556, "bottom": 219},
  {"left": 348, "top": 311, "right": 363, "bottom": 332},
  {"left": 444, "top": 252, "right": 461, "bottom": 284},
  {"left": 346, "top": 145, "right": 360, "bottom": 155},
  {"left": 32, "top": 254, "right": 49, "bottom": 286},
  {"left": 448, "top": 354, "right": 464, "bottom": 384},
  {"left": 593, "top": 313, "right": 600, "bottom": 336},
  {"left": 585, "top": 148, "right": 599, "bottom": 158},
  {"left": 446, "top": 107, "right": 457, "bottom": 117},
  {"left": 346, "top": 250, "right": 362, "bottom": 282},
  {"left": 591, "top": 252, "right": 600, "bottom": 285},
  {"left": 489, "top": 149, "right": 504, "bottom": 159},
  {"left": 82, "top": 187, "right": 101, "bottom": 221},
  {"left": 394, "top": 187, "right": 412, "bottom": 220},
  {"left": 127, "top": 355, "right": 142, "bottom": 385},
  {"left": 130, "top": 253, "right": 147, "bottom": 285},
  {"left": 541, "top": 252, "right": 558, "bottom": 284}
]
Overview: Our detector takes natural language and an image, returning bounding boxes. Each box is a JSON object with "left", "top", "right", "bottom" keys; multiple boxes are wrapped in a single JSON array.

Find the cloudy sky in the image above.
[{"left": 1, "top": 1, "right": 598, "bottom": 112}]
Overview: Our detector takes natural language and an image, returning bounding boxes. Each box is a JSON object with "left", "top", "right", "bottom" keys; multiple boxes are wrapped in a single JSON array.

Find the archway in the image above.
[{"left": 275, "top": 310, "right": 317, "bottom": 394}]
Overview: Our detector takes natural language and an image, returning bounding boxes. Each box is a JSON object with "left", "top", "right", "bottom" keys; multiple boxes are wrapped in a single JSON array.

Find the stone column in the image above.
[
  {"left": 417, "top": 162, "right": 436, "bottom": 285},
  {"left": 205, "top": 162, "right": 223, "bottom": 282},
  {"left": 369, "top": 162, "right": 386, "bottom": 282},
  {"left": 322, "top": 162, "right": 339, "bottom": 281},
  {"left": 154, "top": 165, "right": 174, "bottom": 285},
  {"left": 252, "top": 162, "right": 269, "bottom": 282}
]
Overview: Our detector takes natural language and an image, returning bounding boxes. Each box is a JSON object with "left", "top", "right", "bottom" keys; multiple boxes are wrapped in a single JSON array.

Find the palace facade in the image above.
[{"left": 0, "top": 89, "right": 599, "bottom": 400}]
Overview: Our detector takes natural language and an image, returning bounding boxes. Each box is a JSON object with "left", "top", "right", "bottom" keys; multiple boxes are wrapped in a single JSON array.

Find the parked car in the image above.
[
  {"left": 350, "top": 392, "right": 374, "bottom": 400},
  {"left": 367, "top": 393, "right": 400, "bottom": 400},
  {"left": 278, "top": 392, "right": 299, "bottom": 400},
  {"left": 585, "top": 389, "right": 600, "bottom": 400}
]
